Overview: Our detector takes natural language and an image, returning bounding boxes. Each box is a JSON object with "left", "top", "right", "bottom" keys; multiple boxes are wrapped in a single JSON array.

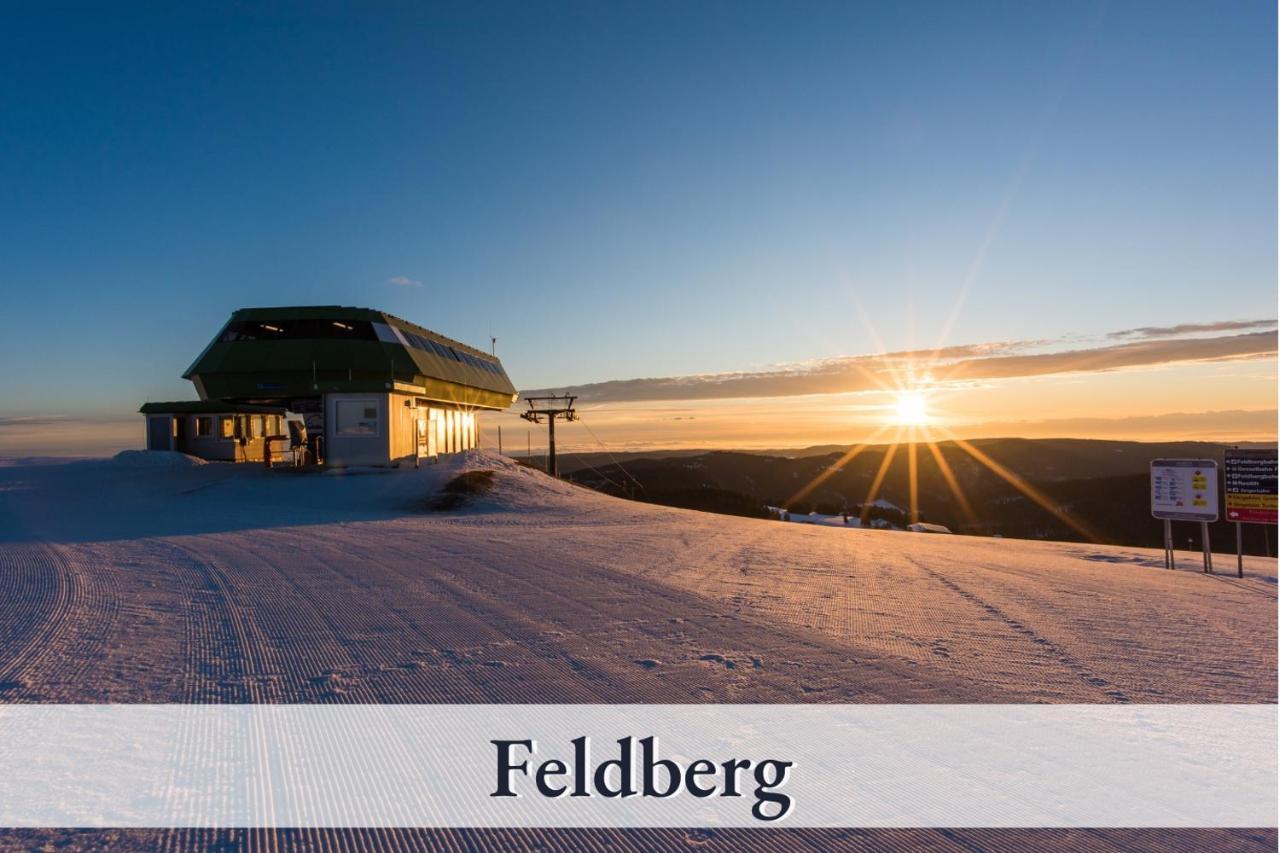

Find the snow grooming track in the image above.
[
  {"left": 0, "top": 542, "right": 118, "bottom": 701},
  {"left": 156, "top": 537, "right": 418, "bottom": 851},
  {"left": 907, "top": 555, "right": 1132, "bottom": 703},
  {"left": 300, "top": 521, "right": 999, "bottom": 703},
  {"left": 0, "top": 543, "right": 70, "bottom": 698},
  {"left": 156, "top": 538, "right": 276, "bottom": 852},
  {"left": 598, "top": 503, "right": 1275, "bottom": 704}
]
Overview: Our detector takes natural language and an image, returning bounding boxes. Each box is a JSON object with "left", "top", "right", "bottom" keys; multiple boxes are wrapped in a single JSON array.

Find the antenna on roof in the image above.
[{"left": 490, "top": 335, "right": 497, "bottom": 356}]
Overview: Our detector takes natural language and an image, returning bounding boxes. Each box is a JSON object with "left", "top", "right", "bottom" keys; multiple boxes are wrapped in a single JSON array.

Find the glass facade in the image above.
[{"left": 412, "top": 404, "right": 477, "bottom": 456}]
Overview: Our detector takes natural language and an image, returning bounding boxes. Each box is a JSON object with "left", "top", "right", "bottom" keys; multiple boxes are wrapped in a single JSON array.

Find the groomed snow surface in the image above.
[
  {"left": 0, "top": 449, "right": 1271, "bottom": 704},
  {"left": 0, "top": 450, "right": 1275, "bottom": 850}
]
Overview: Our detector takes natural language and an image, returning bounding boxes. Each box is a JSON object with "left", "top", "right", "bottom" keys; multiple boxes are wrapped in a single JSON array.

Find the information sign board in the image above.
[{"left": 1150, "top": 458, "right": 1219, "bottom": 522}]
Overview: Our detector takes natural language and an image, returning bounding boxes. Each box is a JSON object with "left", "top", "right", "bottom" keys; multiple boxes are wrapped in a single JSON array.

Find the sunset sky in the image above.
[{"left": 0, "top": 2, "right": 1274, "bottom": 456}]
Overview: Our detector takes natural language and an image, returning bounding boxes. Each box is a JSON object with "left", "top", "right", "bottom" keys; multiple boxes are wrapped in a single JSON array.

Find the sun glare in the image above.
[{"left": 893, "top": 391, "right": 930, "bottom": 426}]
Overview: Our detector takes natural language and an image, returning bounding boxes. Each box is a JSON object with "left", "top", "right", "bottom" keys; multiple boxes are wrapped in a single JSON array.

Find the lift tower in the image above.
[{"left": 520, "top": 394, "right": 577, "bottom": 477}]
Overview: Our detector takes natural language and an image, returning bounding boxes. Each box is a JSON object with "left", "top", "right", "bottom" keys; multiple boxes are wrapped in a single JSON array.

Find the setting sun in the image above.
[{"left": 893, "top": 391, "right": 930, "bottom": 426}]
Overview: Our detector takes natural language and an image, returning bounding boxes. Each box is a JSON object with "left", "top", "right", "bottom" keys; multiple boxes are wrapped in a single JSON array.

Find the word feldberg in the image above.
[{"left": 492, "top": 735, "right": 794, "bottom": 821}]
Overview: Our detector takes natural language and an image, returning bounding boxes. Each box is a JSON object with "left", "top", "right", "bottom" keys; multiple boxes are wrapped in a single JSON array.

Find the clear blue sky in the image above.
[{"left": 0, "top": 1, "right": 1274, "bottom": 419}]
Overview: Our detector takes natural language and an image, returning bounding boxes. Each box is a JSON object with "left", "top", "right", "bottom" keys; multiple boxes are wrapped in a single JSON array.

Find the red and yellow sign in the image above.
[{"left": 1224, "top": 449, "right": 1278, "bottom": 525}]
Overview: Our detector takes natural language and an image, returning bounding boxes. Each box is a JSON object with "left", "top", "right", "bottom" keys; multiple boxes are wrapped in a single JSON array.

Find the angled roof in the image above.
[
  {"left": 139, "top": 401, "right": 289, "bottom": 415},
  {"left": 183, "top": 306, "right": 517, "bottom": 409}
]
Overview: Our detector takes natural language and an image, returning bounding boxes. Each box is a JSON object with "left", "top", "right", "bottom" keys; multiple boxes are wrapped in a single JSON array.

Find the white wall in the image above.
[{"left": 324, "top": 393, "right": 391, "bottom": 467}]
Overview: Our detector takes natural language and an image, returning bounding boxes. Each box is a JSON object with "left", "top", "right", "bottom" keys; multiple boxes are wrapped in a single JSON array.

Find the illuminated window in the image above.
[
  {"left": 220, "top": 417, "right": 235, "bottom": 439},
  {"left": 195, "top": 417, "right": 213, "bottom": 437}
]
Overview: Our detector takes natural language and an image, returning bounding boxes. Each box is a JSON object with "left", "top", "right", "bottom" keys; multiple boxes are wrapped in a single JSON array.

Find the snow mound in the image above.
[
  {"left": 425, "top": 450, "right": 602, "bottom": 512},
  {"left": 110, "top": 450, "right": 208, "bottom": 468}
]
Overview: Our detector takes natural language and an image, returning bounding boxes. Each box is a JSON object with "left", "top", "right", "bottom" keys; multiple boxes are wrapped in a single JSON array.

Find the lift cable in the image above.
[
  {"left": 557, "top": 450, "right": 626, "bottom": 491},
  {"left": 574, "top": 416, "right": 645, "bottom": 492}
]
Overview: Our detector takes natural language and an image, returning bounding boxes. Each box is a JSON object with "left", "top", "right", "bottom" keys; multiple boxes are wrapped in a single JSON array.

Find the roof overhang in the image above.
[{"left": 139, "top": 401, "right": 290, "bottom": 416}]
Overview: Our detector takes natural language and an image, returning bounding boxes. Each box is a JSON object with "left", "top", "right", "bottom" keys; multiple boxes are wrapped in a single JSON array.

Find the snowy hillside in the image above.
[{"left": 0, "top": 450, "right": 1273, "bottom": 704}]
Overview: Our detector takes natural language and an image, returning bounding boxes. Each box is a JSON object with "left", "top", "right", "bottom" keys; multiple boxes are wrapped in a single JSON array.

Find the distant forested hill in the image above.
[{"left": 551, "top": 439, "right": 1277, "bottom": 555}]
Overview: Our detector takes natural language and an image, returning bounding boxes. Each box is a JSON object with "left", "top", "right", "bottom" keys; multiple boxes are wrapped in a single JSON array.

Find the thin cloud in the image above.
[
  {"left": 0, "top": 415, "right": 69, "bottom": 429},
  {"left": 942, "top": 332, "right": 1277, "bottom": 383},
  {"left": 965, "top": 409, "right": 1278, "bottom": 442},
  {"left": 386, "top": 275, "right": 422, "bottom": 288},
  {"left": 1107, "top": 319, "right": 1276, "bottom": 339},
  {"left": 524, "top": 330, "right": 1277, "bottom": 404}
]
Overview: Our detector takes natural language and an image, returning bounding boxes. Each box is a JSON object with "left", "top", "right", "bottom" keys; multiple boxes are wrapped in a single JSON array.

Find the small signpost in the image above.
[
  {"left": 1150, "top": 459, "right": 1218, "bottom": 573},
  {"left": 1224, "top": 448, "right": 1278, "bottom": 578}
]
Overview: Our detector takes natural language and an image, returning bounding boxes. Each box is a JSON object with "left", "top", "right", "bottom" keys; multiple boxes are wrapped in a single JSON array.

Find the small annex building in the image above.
[{"left": 140, "top": 306, "right": 517, "bottom": 467}]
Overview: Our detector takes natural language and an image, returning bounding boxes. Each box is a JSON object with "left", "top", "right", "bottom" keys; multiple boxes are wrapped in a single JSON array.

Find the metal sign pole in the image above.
[
  {"left": 1235, "top": 522, "right": 1244, "bottom": 578},
  {"left": 1200, "top": 521, "right": 1212, "bottom": 574},
  {"left": 1164, "top": 519, "right": 1174, "bottom": 570}
]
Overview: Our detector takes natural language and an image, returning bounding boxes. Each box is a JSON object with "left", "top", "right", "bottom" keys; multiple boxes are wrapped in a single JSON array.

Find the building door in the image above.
[{"left": 146, "top": 416, "right": 173, "bottom": 451}]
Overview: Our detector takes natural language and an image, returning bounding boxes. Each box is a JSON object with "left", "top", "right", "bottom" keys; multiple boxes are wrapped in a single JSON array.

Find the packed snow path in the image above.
[{"left": 0, "top": 451, "right": 1272, "bottom": 705}]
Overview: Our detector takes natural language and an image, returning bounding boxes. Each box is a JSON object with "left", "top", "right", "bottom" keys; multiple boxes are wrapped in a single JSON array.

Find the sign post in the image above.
[
  {"left": 1224, "top": 448, "right": 1279, "bottom": 578},
  {"left": 1150, "top": 459, "right": 1219, "bottom": 574}
]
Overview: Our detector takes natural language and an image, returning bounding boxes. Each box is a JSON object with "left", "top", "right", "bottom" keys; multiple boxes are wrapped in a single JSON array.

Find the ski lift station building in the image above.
[{"left": 139, "top": 306, "right": 517, "bottom": 467}]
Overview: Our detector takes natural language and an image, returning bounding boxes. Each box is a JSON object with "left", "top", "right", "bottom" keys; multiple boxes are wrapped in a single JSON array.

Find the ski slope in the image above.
[{"left": 0, "top": 450, "right": 1273, "bottom": 706}]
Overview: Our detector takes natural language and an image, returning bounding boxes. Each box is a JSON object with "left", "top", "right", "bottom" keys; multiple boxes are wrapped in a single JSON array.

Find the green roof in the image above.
[
  {"left": 140, "top": 401, "right": 288, "bottom": 415},
  {"left": 181, "top": 306, "right": 517, "bottom": 409}
]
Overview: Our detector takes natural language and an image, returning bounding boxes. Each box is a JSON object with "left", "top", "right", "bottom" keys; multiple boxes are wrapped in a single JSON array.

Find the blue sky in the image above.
[{"left": 0, "top": 2, "right": 1274, "bottom": 439}]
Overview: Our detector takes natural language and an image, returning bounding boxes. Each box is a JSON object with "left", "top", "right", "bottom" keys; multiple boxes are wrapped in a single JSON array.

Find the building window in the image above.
[
  {"left": 219, "top": 417, "right": 235, "bottom": 439},
  {"left": 335, "top": 399, "right": 380, "bottom": 437},
  {"left": 195, "top": 416, "right": 213, "bottom": 437},
  {"left": 251, "top": 415, "right": 265, "bottom": 439}
]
